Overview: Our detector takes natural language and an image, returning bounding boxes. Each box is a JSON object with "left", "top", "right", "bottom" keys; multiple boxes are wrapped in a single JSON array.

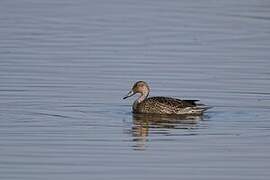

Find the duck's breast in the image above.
[{"left": 135, "top": 97, "right": 188, "bottom": 114}]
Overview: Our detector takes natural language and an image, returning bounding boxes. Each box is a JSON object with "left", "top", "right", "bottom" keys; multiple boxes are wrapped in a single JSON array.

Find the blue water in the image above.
[{"left": 0, "top": 0, "right": 270, "bottom": 179}]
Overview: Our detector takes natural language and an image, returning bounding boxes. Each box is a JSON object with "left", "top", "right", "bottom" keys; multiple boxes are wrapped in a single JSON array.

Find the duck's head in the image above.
[{"left": 123, "top": 81, "right": 150, "bottom": 99}]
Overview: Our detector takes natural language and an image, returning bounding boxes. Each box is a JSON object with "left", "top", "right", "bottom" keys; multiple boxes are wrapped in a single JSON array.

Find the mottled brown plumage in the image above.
[{"left": 123, "top": 81, "right": 209, "bottom": 115}]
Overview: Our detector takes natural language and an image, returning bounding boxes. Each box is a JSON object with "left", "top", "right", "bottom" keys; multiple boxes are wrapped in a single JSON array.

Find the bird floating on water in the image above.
[{"left": 123, "top": 81, "right": 209, "bottom": 115}]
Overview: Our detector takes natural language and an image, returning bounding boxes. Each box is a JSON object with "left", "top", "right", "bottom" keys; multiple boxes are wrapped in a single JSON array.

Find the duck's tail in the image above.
[
  {"left": 176, "top": 106, "right": 211, "bottom": 116},
  {"left": 176, "top": 100, "right": 211, "bottom": 115},
  {"left": 198, "top": 104, "right": 212, "bottom": 113},
  {"left": 191, "top": 103, "right": 212, "bottom": 115}
]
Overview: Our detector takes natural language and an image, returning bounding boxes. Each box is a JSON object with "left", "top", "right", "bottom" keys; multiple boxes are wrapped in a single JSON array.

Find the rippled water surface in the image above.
[{"left": 1, "top": 0, "right": 270, "bottom": 179}]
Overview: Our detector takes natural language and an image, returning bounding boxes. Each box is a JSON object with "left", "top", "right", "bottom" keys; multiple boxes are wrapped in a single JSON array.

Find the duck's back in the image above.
[{"left": 133, "top": 96, "right": 206, "bottom": 115}]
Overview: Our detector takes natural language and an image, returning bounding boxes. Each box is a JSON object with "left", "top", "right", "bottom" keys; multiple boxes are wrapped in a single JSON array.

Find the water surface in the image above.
[{"left": 0, "top": 0, "right": 270, "bottom": 179}]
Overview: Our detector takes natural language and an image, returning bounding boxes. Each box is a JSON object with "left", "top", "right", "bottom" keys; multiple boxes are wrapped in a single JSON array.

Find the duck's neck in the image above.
[
  {"left": 133, "top": 92, "right": 149, "bottom": 112},
  {"left": 137, "top": 92, "right": 149, "bottom": 103}
]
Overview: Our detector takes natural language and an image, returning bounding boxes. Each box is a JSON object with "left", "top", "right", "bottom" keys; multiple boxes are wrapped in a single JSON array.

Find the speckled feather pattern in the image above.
[{"left": 133, "top": 96, "right": 206, "bottom": 115}]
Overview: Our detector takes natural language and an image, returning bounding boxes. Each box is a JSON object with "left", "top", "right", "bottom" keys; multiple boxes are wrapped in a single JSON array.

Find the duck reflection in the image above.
[{"left": 131, "top": 113, "right": 202, "bottom": 150}]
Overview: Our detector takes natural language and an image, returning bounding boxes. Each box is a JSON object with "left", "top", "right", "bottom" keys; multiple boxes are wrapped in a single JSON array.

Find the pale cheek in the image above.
[
  {"left": 140, "top": 87, "right": 146, "bottom": 92},
  {"left": 139, "top": 87, "right": 148, "bottom": 93}
]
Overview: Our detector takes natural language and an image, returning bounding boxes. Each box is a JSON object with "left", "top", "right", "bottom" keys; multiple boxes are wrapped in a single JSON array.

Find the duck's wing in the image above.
[
  {"left": 180, "top": 99, "right": 200, "bottom": 106},
  {"left": 135, "top": 96, "right": 209, "bottom": 115},
  {"left": 135, "top": 96, "right": 198, "bottom": 114},
  {"left": 147, "top": 96, "right": 199, "bottom": 108},
  {"left": 133, "top": 96, "right": 209, "bottom": 114}
]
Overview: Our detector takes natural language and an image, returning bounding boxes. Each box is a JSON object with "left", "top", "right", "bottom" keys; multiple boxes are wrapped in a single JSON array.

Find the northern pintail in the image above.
[{"left": 123, "top": 81, "right": 209, "bottom": 115}]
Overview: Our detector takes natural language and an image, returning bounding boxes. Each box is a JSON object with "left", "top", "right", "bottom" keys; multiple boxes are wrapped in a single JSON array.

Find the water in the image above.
[{"left": 0, "top": 0, "right": 270, "bottom": 179}]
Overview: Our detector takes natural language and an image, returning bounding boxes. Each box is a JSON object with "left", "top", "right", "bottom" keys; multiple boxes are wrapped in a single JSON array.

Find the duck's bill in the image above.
[{"left": 123, "top": 90, "right": 135, "bottom": 99}]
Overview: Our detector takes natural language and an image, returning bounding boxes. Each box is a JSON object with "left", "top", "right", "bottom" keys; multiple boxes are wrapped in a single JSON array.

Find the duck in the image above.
[{"left": 123, "top": 81, "right": 209, "bottom": 115}]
